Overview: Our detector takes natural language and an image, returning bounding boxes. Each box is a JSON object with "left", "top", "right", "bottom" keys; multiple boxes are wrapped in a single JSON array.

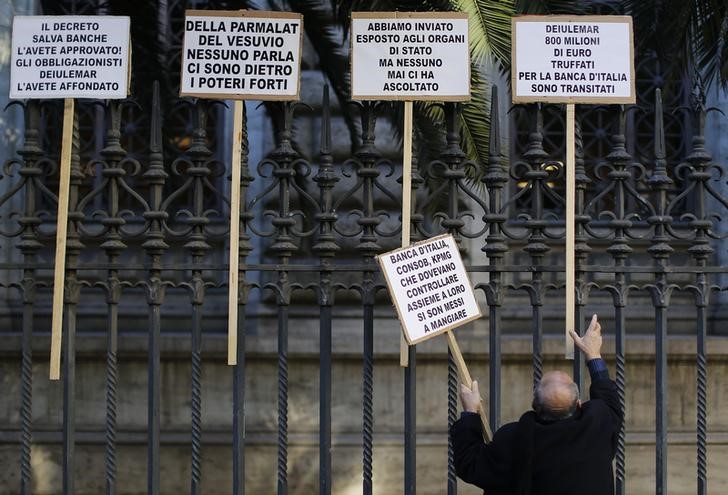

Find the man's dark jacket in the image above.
[{"left": 450, "top": 370, "right": 622, "bottom": 495}]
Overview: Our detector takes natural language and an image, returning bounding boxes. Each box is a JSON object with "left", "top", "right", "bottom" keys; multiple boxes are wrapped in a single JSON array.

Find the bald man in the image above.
[{"left": 450, "top": 315, "right": 622, "bottom": 495}]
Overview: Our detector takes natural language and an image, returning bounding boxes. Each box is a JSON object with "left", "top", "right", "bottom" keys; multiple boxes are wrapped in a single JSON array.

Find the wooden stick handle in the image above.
[
  {"left": 49, "top": 98, "right": 75, "bottom": 381},
  {"left": 400, "top": 100, "right": 414, "bottom": 367},
  {"left": 565, "top": 104, "right": 576, "bottom": 359},
  {"left": 446, "top": 331, "right": 492, "bottom": 442},
  {"left": 228, "top": 100, "right": 244, "bottom": 365}
]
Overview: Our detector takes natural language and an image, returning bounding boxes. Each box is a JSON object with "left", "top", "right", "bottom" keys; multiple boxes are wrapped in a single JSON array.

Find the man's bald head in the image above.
[{"left": 532, "top": 371, "right": 580, "bottom": 421}]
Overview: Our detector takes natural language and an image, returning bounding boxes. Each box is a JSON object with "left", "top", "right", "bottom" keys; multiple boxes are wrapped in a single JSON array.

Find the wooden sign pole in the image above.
[
  {"left": 400, "top": 101, "right": 414, "bottom": 367},
  {"left": 49, "top": 97, "right": 75, "bottom": 380},
  {"left": 227, "top": 100, "right": 244, "bottom": 365},
  {"left": 446, "top": 331, "right": 492, "bottom": 442},
  {"left": 565, "top": 104, "right": 575, "bottom": 359}
]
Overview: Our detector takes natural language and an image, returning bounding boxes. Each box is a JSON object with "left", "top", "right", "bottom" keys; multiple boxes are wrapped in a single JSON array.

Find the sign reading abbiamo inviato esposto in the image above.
[
  {"left": 10, "top": 16, "right": 130, "bottom": 99},
  {"left": 180, "top": 10, "right": 303, "bottom": 100},
  {"left": 377, "top": 234, "right": 481, "bottom": 345},
  {"left": 351, "top": 12, "right": 470, "bottom": 101},
  {"left": 512, "top": 15, "right": 635, "bottom": 104}
]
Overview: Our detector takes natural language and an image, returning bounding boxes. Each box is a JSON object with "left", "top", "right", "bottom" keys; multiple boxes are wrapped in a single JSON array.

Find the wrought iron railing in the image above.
[{"left": 1, "top": 78, "right": 727, "bottom": 495}]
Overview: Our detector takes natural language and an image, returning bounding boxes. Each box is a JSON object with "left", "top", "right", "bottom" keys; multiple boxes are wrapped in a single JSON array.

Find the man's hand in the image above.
[
  {"left": 569, "top": 314, "right": 602, "bottom": 360},
  {"left": 459, "top": 380, "right": 481, "bottom": 413}
]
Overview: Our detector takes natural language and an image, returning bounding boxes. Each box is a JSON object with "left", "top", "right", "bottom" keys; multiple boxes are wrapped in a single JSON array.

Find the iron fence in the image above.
[{"left": 0, "top": 79, "right": 727, "bottom": 495}]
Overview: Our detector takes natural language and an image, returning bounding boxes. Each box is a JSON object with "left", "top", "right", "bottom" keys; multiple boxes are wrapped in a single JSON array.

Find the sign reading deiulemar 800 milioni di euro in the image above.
[
  {"left": 180, "top": 10, "right": 303, "bottom": 100},
  {"left": 10, "top": 16, "right": 130, "bottom": 100},
  {"left": 512, "top": 15, "right": 635, "bottom": 104},
  {"left": 378, "top": 234, "right": 481, "bottom": 345},
  {"left": 351, "top": 12, "right": 470, "bottom": 101}
]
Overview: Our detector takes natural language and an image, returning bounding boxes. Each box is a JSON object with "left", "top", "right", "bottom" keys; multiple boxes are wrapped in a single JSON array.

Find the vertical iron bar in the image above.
[
  {"left": 353, "top": 101, "right": 381, "bottom": 495},
  {"left": 404, "top": 346, "right": 416, "bottom": 495},
  {"left": 647, "top": 89, "right": 673, "bottom": 495},
  {"left": 696, "top": 304, "right": 707, "bottom": 495},
  {"left": 20, "top": 301, "right": 34, "bottom": 495},
  {"left": 531, "top": 306, "right": 543, "bottom": 386},
  {"left": 233, "top": 304, "right": 247, "bottom": 495},
  {"left": 233, "top": 102, "right": 252, "bottom": 495},
  {"left": 314, "top": 86, "right": 338, "bottom": 495},
  {"left": 62, "top": 306, "right": 77, "bottom": 495},
  {"left": 100, "top": 100, "right": 126, "bottom": 495},
  {"left": 362, "top": 304, "right": 374, "bottom": 495},
  {"left": 606, "top": 105, "right": 633, "bottom": 495},
  {"left": 62, "top": 101, "right": 82, "bottom": 495},
  {"left": 191, "top": 304, "right": 203, "bottom": 495},
  {"left": 439, "top": 104, "right": 466, "bottom": 456},
  {"left": 185, "top": 99, "right": 213, "bottom": 495},
  {"left": 106, "top": 301, "right": 119, "bottom": 495},
  {"left": 148, "top": 303, "right": 161, "bottom": 495},
  {"left": 685, "top": 83, "right": 711, "bottom": 495},
  {"left": 614, "top": 306, "right": 626, "bottom": 495},
  {"left": 63, "top": 307, "right": 76, "bottom": 495},
  {"left": 142, "top": 82, "right": 168, "bottom": 495},
  {"left": 524, "top": 104, "right": 550, "bottom": 394},
  {"left": 319, "top": 306, "right": 332, "bottom": 495},
  {"left": 447, "top": 349, "right": 458, "bottom": 495},
  {"left": 489, "top": 310, "right": 501, "bottom": 429},
  {"left": 17, "top": 100, "right": 43, "bottom": 495},
  {"left": 523, "top": 103, "right": 549, "bottom": 392},
  {"left": 655, "top": 307, "right": 668, "bottom": 494},
  {"left": 404, "top": 109, "right": 426, "bottom": 495},
  {"left": 269, "top": 102, "right": 298, "bottom": 495},
  {"left": 573, "top": 109, "right": 589, "bottom": 391},
  {"left": 403, "top": 105, "right": 431, "bottom": 495},
  {"left": 482, "top": 87, "right": 507, "bottom": 432},
  {"left": 277, "top": 304, "right": 289, "bottom": 495},
  {"left": 438, "top": 104, "right": 465, "bottom": 493}
]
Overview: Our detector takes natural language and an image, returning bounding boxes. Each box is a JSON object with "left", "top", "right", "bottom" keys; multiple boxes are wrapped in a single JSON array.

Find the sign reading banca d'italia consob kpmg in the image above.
[
  {"left": 10, "top": 16, "right": 130, "bottom": 99},
  {"left": 378, "top": 234, "right": 481, "bottom": 345},
  {"left": 512, "top": 15, "right": 635, "bottom": 104},
  {"left": 351, "top": 12, "right": 470, "bottom": 101}
]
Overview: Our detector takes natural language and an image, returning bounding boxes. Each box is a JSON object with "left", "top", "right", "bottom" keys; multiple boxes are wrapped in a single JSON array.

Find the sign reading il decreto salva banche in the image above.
[
  {"left": 378, "top": 234, "right": 482, "bottom": 345},
  {"left": 512, "top": 15, "right": 634, "bottom": 104},
  {"left": 10, "top": 16, "right": 130, "bottom": 99},
  {"left": 180, "top": 10, "right": 302, "bottom": 100},
  {"left": 350, "top": 12, "right": 470, "bottom": 101}
]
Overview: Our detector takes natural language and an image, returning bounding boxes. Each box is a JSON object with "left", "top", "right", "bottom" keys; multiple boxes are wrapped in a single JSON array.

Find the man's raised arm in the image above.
[{"left": 569, "top": 314, "right": 622, "bottom": 426}]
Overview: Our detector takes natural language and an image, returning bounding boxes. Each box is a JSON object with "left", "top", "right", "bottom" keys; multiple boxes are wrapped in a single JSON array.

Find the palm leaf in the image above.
[
  {"left": 624, "top": 0, "right": 728, "bottom": 90},
  {"left": 287, "top": 0, "right": 360, "bottom": 146},
  {"left": 323, "top": 0, "right": 510, "bottom": 187},
  {"left": 452, "top": 0, "right": 515, "bottom": 68},
  {"left": 515, "top": 0, "right": 584, "bottom": 15},
  {"left": 459, "top": 68, "right": 491, "bottom": 172}
]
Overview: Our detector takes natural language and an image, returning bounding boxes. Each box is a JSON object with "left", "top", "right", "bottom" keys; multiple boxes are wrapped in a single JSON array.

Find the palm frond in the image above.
[
  {"left": 624, "top": 0, "right": 728, "bottom": 90},
  {"left": 452, "top": 0, "right": 515, "bottom": 68},
  {"left": 333, "top": 0, "right": 400, "bottom": 35},
  {"left": 324, "top": 0, "right": 508, "bottom": 185},
  {"left": 459, "top": 68, "right": 490, "bottom": 175},
  {"left": 414, "top": 101, "right": 447, "bottom": 162},
  {"left": 287, "top": 0, "right": 361, "bottom": 146},
  {"left": 515, "top": 0, "right": 584, "bottom": 15}
]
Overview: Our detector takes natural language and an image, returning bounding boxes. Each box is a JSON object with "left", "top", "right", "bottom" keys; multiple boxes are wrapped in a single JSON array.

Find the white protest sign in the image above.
[
  {"left": 512, "top": 15, "right": 634, "bottom": 104},
  {"left": 180, "top": 10, "right": 303, "bottom": 100},
  {"left": 351, "top": 12, "right": 470, "bottom": 101},
  {"left": 378, "top": 234, "right": 481, "bottom": 345},
  {"left": 10, "top": 16, "right": 130, "bottom": 99}
]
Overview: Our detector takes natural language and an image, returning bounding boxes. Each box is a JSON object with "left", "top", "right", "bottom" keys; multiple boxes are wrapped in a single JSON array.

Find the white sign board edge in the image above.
[
  {"left": 377, "top": 233, "right": 482, "bottom": 345},
  {"left": 180, "top": 10, "right": 303, "bottom": 101},
  {"left": 511, "top": 15, "right": 635, "bottom": 104},
  {"left": 350, "top": 11, "right": 471, "bottom": 102},
  {"left": 10, "top": 15, "right": 131, "bottom": 100}
]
